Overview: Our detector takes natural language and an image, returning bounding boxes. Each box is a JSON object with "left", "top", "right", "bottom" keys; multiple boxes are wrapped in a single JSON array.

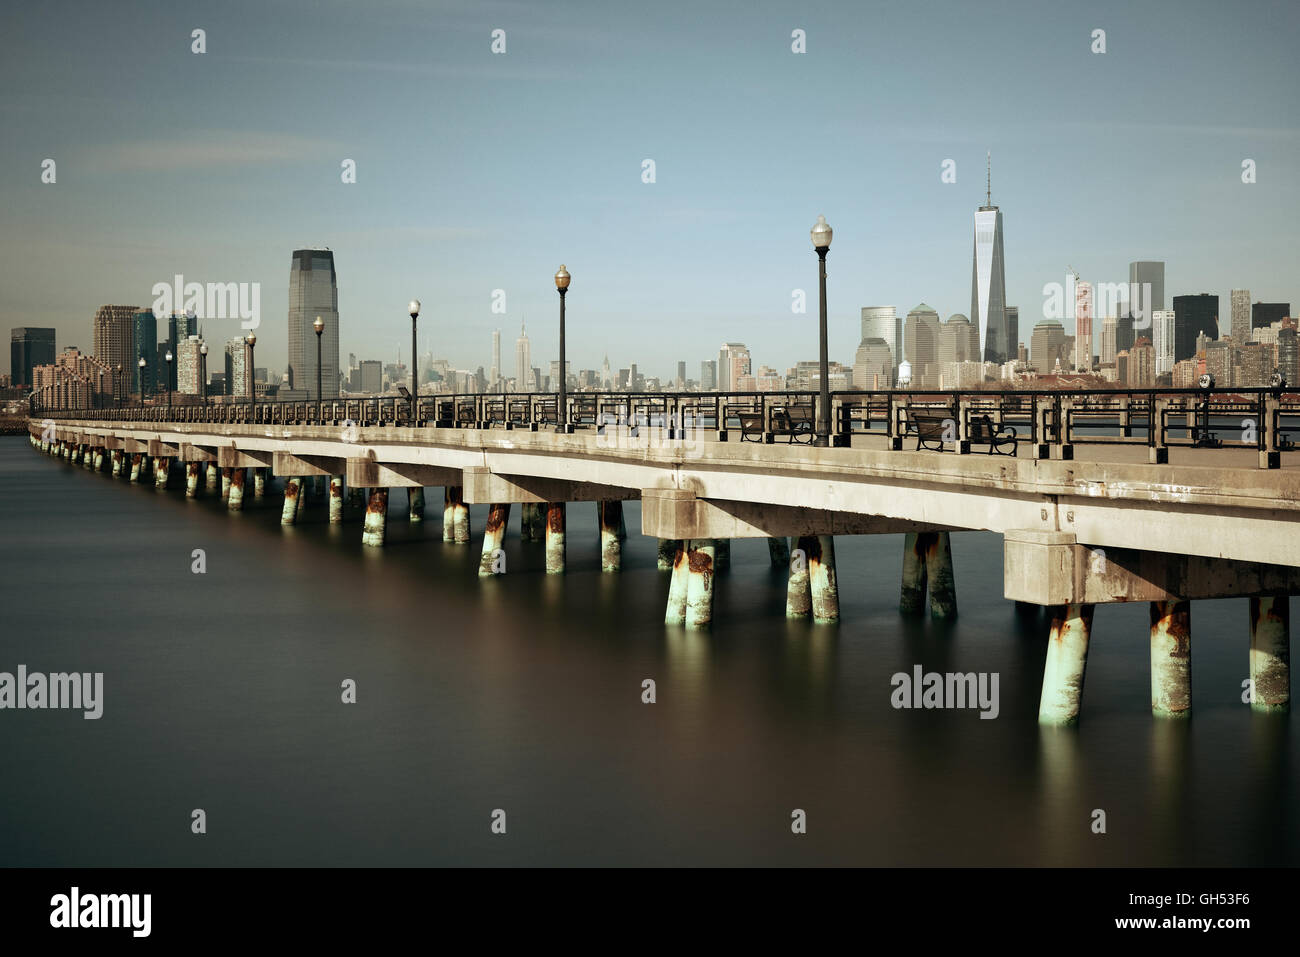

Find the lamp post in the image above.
[
  {"left": 408, "top": 300, "right": 420, "bottom": 423},
  {"left": 246, "top": 332, "right": 256, "bottom": 409},
  {"left": 137, "top": 357, "right": 146, "bottom": 412},
  {"left": 810, "top": 214, "right": 833, "bottom": 447},
  {"left": 115, "top": 364, "right": 122, "bottom": 411},
  {"left": 199, "top": 343, "right": 209, "bottom": 411},
  {"left": 165, "top": 349, "right": 174, "bottom": 413},
  {"left": 555, "top": 264, "right": 570, "bottom": 433},
  {"left": 313, "top": 316, "right": 325, "bottom": 422}
]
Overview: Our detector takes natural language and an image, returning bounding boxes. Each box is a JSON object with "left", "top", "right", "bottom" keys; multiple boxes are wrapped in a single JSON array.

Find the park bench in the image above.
[{"left": 907, "top": 407, "right": 1017, "bottom": 455}]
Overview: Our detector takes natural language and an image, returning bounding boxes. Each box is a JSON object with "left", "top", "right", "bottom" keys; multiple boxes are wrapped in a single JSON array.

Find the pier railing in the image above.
[{"left": 28, "top": 386, "right": 1300, "bottom": 467}]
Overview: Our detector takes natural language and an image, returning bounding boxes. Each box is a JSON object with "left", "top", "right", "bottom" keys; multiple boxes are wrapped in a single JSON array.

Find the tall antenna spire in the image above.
[{"left": 986, "top": 151, "right": 991, "bottom": 206}]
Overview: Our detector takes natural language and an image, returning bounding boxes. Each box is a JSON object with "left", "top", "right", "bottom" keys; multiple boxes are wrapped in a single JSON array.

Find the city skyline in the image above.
[{"left": 2, "top": 0, "right": 1297, "bottom": 381}]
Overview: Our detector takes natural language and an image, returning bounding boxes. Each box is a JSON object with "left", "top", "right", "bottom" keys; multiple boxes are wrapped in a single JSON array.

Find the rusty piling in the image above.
[
  {"left": 205, "top": 462, "right": 218, "bottom": 493},
  {"left": 281, "top": 477, "right": 302, "bottom": 525},
  {"left": 478, "top": 503, "right": 511, "bottom": 577},
  {"left": 253, "top": 468, "right": 266, "bottom": 500},
  {"left": 657, "top": 538, "right": 678, "bottom": 571},
  {"left": 808, "top": 535, "right": 839, "bottom": 623},
  {"left": 129, "top": 453, "right": 142, "bottom": 483},
  {"left": 111, "top": 449, "right": 123, "bottom": 477},
  {"left": 665, "top": 541, "right": 689, "bottom": 624},
  {"left": 1150, "top": 600, "right": 1192, "bottom": 718},
  {"left": 153, "top": 457, "right": 169, "bottom": 489},
  {"left": 362, "top": 488, "right": 389, "bottom": 547},
  {"left": 185, "top": 462, "right": 200, "bottom": 497},
  {"left": 227, "top": 468, "right": 245, "bottom": 511},
  {"left": 1038, "top": 603, "right": 1096, "bottom": 725},
  {"left": 599, "top": 501, "right": 623, "bottom": 572},
  {"left": 329, "top": 475, "right": 344, "bottom": 524},
  {"left": 786, "top": 535, "right": 814, "bottom": 619},
  {"left": 685, "top": 540, "right": 716, "bottom": 629},
  {"left": 1249, "top": 594, "right": 1290, "bottom": 712},
  {"left": 409, "top": 487, "right": 425, "bottom": 523},
  {"left": 544, "top": 502, "right": 566, "bottom": 573}
]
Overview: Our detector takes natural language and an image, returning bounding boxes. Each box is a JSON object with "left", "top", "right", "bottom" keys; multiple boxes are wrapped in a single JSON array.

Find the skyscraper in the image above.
[
  {"left": 177, "top": 335, "right": 204, "bottom": 395},
  {"left": 1173, "top": 294, "right": 1219, "bottom": 363},
  {"left": 904, "top": 304, "right": 942, "bottom": 387},
  {"left": 1252, "top": 302, "right": 1291, "bottom": 331},
  {"left": 224, "top": 337, "right": 251, "bottom": 397},
  {"left": 515, "top": 320, "right": 531, "bottom": 392},
  {"left": 1074, "top": 281, "right": 1093, "bottom": 371},
  {"left": 717, "top": 343, "right": 750, "bottom": 392},
  {"left": 491, "top": 329, "right": 501, "bottom": 389},
  {"left": 287, "top": 249, "right": 339, "bottom": 399},
  {"left": 700, "top": 359, "right": 716, "bottom": 391},
  {"left": 1152, "top": 310, "right": 1176, "bottom": 376},
  {"left": 1128, "top": 261, "right": 1165, "bottom": 327},
  {"left": 1279, "top": 326, "right": 1298, "bottom": 385},
  {"left": 861, "top": 306, "right": 901, "bottom": 376},
  {"left": 1230, "top": 289, "right": 1251, "bottom": 344},
  {"left": 938, "top": 314, "right": 979, "bottom": 366},
  {"left": 1030, "top": 320, "right": 1067, "bottom": 374},
  {"left": 132, "top": 310, "right": 158, "bottom": 396},
  {"left": 92, "top": 305, "right": 138, "bottom": 401},
  {"left": 1101, "top": 315, "right": 1118, "bottom": 365},
  {"left": 1006, "top": 306, "right": 1019, "bottom": 359},
  {"left": 10, "top": 327, "right": 55, "bottom": 389},
  {"left": 970, "top": 155, "right": 1009, "bottom": 363}
]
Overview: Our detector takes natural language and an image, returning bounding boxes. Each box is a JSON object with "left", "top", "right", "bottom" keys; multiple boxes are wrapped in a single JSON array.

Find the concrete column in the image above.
[
  {"left": 685, "top": 539, "right": 716, "bottom": 629},
  {"left": 362, "top": 488, "right": 389, "bottom": 547},
  {"left": 219, "top": 467, "right": 231, "bottom": 500},
  {"left": 227, "top": 468, "right": 245, "bottom": 511},
  {"left": 545, "top": 503, "right": 566, "bottom": 574},
  {"left": 185, "top": 462, "right": 201, "bottom": 497},
  {"left": 111, "top": 449, "right": 123, "bottom": 477},
  {"left": 443, "top": 487, "right": 458, "bottom": 542},
  {"left": 153, "top": 457, "right": 169, "bottom": 489},
  {"left": 297, "top": 479, "right": 307, "bottom": 518},
  {"left": 347, "top": 486, "right": 365, "bottom": 516},
  {"left": 205, "top": 463, "right": 219, "bottom": 493},
  {"left": 787, "top": 535, "right": 813, "bottom": 619},
  {"left": 1249, "top": 595, "right": 1290, "bottom": 712},
  {"left": 409, "top": 487, "right": 425, "bottom": 523},
  {"left": 1150, "top": 600, "right": 1192, "bottom": 718},
  {"left": 926, "top": 531, "right": 957, "bottom": 618},
  {"left": 453, "top": 493, "right": 470, "bottom": 544},
  {"left": 665, "top": 541, "right": 689, "bottom": 625},
  {"left": 93, "top": 448, "right": 104, "bottom": 471},
  {"left": 900, "top": 532, "right": 928, "bottom": 614},
  {"left": 129, "top": 454, "right": 142, "bottom": 483},
  {"left": 281, "top": 477, "right": 302, "bottom": 525},
  {"left": 714, "top": 538, "right": 731, "bottom": 572},
  {"left": 253, "top": 468, "right": 266, "bottom": 500},
  {"left": 657, "top": 538, "right": 678, "bottom": 571},
  {"left": 478, "top": 503, "right": 511, "bottom": 577},
  {"left": 808, "top": 534, "right": 839, "bottom": 623},
  {"left": 617, "top": 508, "right": 628, "bottom": 541},
  {"left": 1038, "top": 603, "right": 1095, "bottom": 726},
  {"left": 767, "top": 537, "right": 790, "bottom": 567},
  {"left": 599, "top": 501, "right": 622, "bottom": 572},
  {"left": 329, "top": 475, "right": 344, "bottom": 524}
]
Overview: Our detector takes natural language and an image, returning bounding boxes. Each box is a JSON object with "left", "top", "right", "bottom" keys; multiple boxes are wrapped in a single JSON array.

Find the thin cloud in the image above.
[{"left": 90, "top": 131, "right": 344, "bottom": 173}]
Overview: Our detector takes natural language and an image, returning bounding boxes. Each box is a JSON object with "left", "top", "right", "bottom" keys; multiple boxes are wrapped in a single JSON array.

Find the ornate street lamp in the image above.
[
  {"left": 408, "top": 300, "right": 420, "bottom": 423},
  {"left": 810, "top": 214, "right": 833, "bottom": 447},
  {"left": 246, "top": 332, "right": 256, "bottom": 408},
  {"left": 138, "top": 356, "right": 147, "bottom": 410},
  {"left": 555, "top": 264, "right": 570, "bottom": 433},
  {"left": 314, "top": 315, "right": 325, "bottom": 422},
  {"left": 165, "top": 349, "right": 174, "bottom": 412},
  {"left": 199, "top": 343, "right": 209, "bottom": 410}
]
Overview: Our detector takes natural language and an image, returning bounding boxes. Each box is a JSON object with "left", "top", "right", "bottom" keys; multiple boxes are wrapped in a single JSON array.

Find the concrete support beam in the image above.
[
  {"left": 1038, "top": 603, "right": 1095, "bottom": 726},
  {"left": 545, "top": 503, "right": 566, "bottom": 573},
  {"left": 346, "top": 457, "right": 460, "bottom": 489},
  {"left": 281, "top": 477, "right": 302, "bottom": 525},
  {"left": 217, "top": 446, "right": 273, "bottom": 469},
  {"left": 685, "top": 540, "right": 716, "bottom": 629},
  {"left": 363, "top": 489, "right": 388, "bottom": 547},
  {"left": 1150, "top": 600, "right": 1192, "bottom": 718},
  {"left": 274, "top": 451, "right": 347, "bottom": 479},
  {"left": 147, "top": 439, "right": 180, "bottom": 458},
  {"left": 181, "top": 443, "right": 217, "bottom": 463},
  {"left": 227, "top": 468, "right": 245, "bottom": 511},
  {"left": 462, "top": 465, "right": 637, "bottom": 505},
  {"left": 1249, "top": 595, "right": 1290, "bottom": 712},
  {"left": 599, "top": 500, "right": 622, "bottom": 572},
  {"left": 1004, "top": 529, "right": 1300, "bottom": 605},
  {"left": 641, "top": 488, "right": 948, "bottom": 540},
  {"left": 479, "top": 503, "right": 510, "bottom": 577}
]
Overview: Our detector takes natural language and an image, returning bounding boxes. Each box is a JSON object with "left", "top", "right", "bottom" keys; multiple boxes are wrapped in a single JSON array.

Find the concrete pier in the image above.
[
  {"left": 685, "top": 539, "right": 716, "bottom": 629},
  {"left": 93, "top": 448, "right": 104, "bottom": 471},
  {"left": 227, "top": 468, "right": 245, "bottom": 511},
  {"left": 657, "top": 538, "right": 678, "bottom": 571},
  {"left": 786, "top": 535, "right": 813, "bottom": 619},
  {"left": 1149, "top": 600, "right": 1192, "bottom": 718},
  {"left": 443, "top": 487, "right": 459, "bottom": 542},
  {"left": 409, "top": 487, "right": 425, "bottom": 523},
  {"left": 111, "top": 449, "right": 123, "bottom": 477},
  {"left": 665, "top": 541, "right": 689, "bottom": 624},
  {"left": 205, "top": 463, "right": 219, "bottom": 493},
  {"left": 521, "top": 502, "right": 545, "bottom": 543},
  {"left": 297, "top": 479, "right": 307, "bottom": 518},
  {"left": 253, "top": 468, "right": 266, "bottom": 500},
  {"left": 1038, "top": 603, "right": 1096, "bottom": 726},
  {"left": 281, "top": 477, "right": 302, "bottom": 525},
  {"left": 1249, "top": 594, "right": 1290, "bottom": 712},
  {"left": 808, "top": 535, "right": 839, "bottom": 624},
  {"left": 186, "top": 462, "right": 200, "bottom": 497},
  {"left": 478, "top": 503, "right": 511, "bottom": 577},
  {"left": 329, "top": 476, "right": 344, "bottom": 524},
  {"left": 129, "top": 454, "right": 142, "bottom": 483},
  {"left": 900, "top": 531, "right": 958, "bottom": 618},
  {"left": 767, "top": 536, "right": 790, "bottom": 567},
  {"left": 362, "top": 488, "right": 389, "bottom": 547},
  {"left": 220, "top": 468, "right": 232, "bottom": 500},
  {"left": 714, "top": 538, "right": 730, "bottom": 572},
  {"left": 599, "top": 501, "right": 623, "bottom": 572},
  {"left": 453, "top": 492, "right": 470, "bottom": 544},
  {"left": 153, "top": 457, "right": 169, "bottom": 489},
  {"left": 545, "top": 503, "right": 566, "bottom": 574}
]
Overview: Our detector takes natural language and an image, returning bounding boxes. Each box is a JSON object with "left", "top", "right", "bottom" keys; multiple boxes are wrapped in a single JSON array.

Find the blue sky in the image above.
[{"left": 3, "top": 0, "right": 1297, "bottom": 380}]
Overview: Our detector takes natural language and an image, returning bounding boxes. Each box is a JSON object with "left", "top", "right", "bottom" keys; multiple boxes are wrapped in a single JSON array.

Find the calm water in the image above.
[{"left": 0, "top": 435, "right": 1294, "bottom": 866}]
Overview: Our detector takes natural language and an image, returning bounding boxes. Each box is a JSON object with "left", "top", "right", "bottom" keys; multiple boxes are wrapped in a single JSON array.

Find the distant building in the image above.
[
  {"left": 92, "top": 305, "right": 139, "bottom": 401},
  {"left": 1152, "top": 310, "right": 1176, "bottom": 376},
  {"left": 288, "top": 249, "right": 339, "bottom": 399},
  {"left": 224, "top": 337, "right": 251, "bottom": 397},
  {"left": 1252, "top": 302, "right": 1290, "bottom": 331},
  {"left": 717, "top": 343, "right": 750, "bottom": 392},
  {"left": 1127, "top": 337, "right": 1155, "bottom": 387},
  {"left": 1173, "top": 294, "right": 1219, "bottom": 363},
  {"left": 1074, "top": 281, "right": 1093, "bottom": 371},
  {"left": 515, "top": 321, "right": 531, "bottom": 393},
  {"left": 31, "top": 347, "right": 112, "bottom": 409},
  {"left": 1279, "top": 326, "right": 1298, "bottom": 386},
  {"left": 1230, "top": 289, "right": 1252, "bottom": 347},
  {"left": 700, "top": 359, "right": 716, "bottom": 391},
  {"left": 10, "top": 327, "right": 55, "bottom": 389},
  {"left": 1236, "top": 342, "right": 1273, "bottom": 387},
  {"left": 904, "top": 303, "right": 941, "bottom": 387},
  {"left": 1128, "top": 261, "right": 1165, "bottom": 324},
  {"left": 132, "top": 310, "right": 158, "bottom": 396},
  {"left": 970, "top": 161, "right": 1010, "bottom": 363},
  {"left": 853, "top": 337, "right": 894, "bottom": 389},
  {"left": 1030, "top": 320, "right": 1067, "bottom": 374},
  {"left": 1204, "top": 339, "right": 1234, "bottom": 387},
  {"left": 860, "top": 306, "right": 901, "bottom": 377},
  {"left": 938, "top": 314, "right": 979, "bottom": 367},
  {"left": 177, "top": 336, "right": 205, "bottom": 395},
  {"left": 1100, "top": 315, "right": 1118, "bottom": 365},
  {"left": 491, "top": 329, "right": 501, "bottom": 389}
]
